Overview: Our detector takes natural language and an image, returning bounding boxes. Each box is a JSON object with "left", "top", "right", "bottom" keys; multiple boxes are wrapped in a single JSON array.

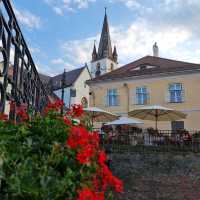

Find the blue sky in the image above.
[{"left": 11, "top": 0, "right": 200, "bottom": 75}]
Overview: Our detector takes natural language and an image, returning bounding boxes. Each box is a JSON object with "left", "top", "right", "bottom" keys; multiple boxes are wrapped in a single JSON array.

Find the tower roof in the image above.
[
  {"left": 113, "top": 45, "right": 117, "bottom": 56},
  {"left": 97, "top": 9, "right": 113, "bottom": 60},
  {"left": 92, "top": 43, "right": 97, "bottom": 55}
]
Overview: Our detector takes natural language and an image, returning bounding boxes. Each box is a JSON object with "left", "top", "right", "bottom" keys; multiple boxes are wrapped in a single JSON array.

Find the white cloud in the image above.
[
  {"left": 47, "top": 58, "right": 78, "bottom": 74},
  {"left": 44, "top": 0, "right": 96, "bottom": 15},
  {"left": 51, "top": 58, "right": 65, "bottom": 65},
  {"left": 14, "top": 8, "right": 42, "bottom": 29},
  {"left": 59, "top": 17, "right": 194, "bottom": 69},
  {"left": 110, "top": 0, "right": 142, "bottom": 9},
  {"left": 36, "top": 0, "right": 200, "bottom": 74},
  {"left": 62, "top": 37, "right": 97, "bottom": 65},
  {"left": 53, "top": 7, "right": 64, "bottom": 15}
]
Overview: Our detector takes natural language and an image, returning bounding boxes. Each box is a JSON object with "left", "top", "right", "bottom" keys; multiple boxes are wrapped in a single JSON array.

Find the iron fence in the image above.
[
  {"left": 101, "top": 130, "right": 200, "bottom": 153},
  {"left": 0, "top": 0, "right": 48, "bottom": 118}
]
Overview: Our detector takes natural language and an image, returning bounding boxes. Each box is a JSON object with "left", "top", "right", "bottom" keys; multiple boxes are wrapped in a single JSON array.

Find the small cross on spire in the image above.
[{"left": 105, "top": 7, "right": 107, "bottom": 14}]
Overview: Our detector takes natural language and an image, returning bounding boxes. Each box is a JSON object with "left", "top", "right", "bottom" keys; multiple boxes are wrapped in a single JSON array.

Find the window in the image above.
[
  {"left": 136, "top": 87, "right": 149, "bottom": 105},
  {"left": 81, "top": 97, "right": 88, "bottom": 108},
  {"left": 95, "top": 63, "right": 101, "bottom": 77},
  {"left": 107, "top": 89, "right": 119, "bottom": 106},
  {"left": 96, "top": 62, "right": 100, "bottom": 70},
  {"left": 171, "top": 121, "right": 184, "bottom": 132},
  {"left": 169, "top": 83, "right": 184, "bottom": 103}
]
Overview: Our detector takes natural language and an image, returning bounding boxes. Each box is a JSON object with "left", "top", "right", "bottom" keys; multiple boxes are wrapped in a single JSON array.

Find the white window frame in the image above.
[
  {"left": 169, "top": 83, "right": 184, "bottom": 103},
  {"left": 107, "top": 89, "right": 119, "bottom": 107},
  {"left": 135, "top": 86, "right": 149, "bottom": 105}
]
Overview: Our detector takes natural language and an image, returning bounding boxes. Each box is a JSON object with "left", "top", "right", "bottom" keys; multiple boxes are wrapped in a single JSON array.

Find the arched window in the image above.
[
  {"left": 95, "top": 62, "right": 101, "bottom": 77},
  {"left": 81, "top": 97, "right": 88, "bottom": 108},
  {"left": 96, "top": 62, "right": 100, "bottom": 71}
]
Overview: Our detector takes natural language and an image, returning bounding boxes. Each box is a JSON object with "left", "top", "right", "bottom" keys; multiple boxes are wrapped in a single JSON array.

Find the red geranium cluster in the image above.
[
  {"left": 67, "top": 104, "right": 83, "bottom": 117},
  {"left": 66, "top": 106, "right": 123, "bottom": 200},
  {"left": 77, "top": 188, "right": 104, "bottom": 200},
  {"left": 67, "top": 126, "right": 98, "bottom": 164},
  {"left": 16, "top": 104, "right": 29, "bottom": 122},
  {"left": 9, "top": 101, "right": 29, "bottom": 123},
  {"left": 44, "top": 99, "right": 64, "bottom": 115},
  {"left": 0, "top": 100, "right": 123, "bottom": 200},
  {"left": 0, "top": 113, "right": 8, "bottom": 121}
]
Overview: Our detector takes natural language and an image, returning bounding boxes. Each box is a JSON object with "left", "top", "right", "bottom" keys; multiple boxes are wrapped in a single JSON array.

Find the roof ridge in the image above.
[
  {"left": 146, "top": 55, "right": 200, "bottom": 65},
  {"left": 52, "top": 66, "right": 85, "bottom": 78},
  {"left": 87, "top": 55, "right": 200, "bottom": 84}
]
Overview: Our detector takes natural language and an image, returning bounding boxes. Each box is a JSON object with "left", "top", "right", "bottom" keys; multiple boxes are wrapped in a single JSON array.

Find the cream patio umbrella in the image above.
[
  {"left": 83, "top": 107, "right": 119, "bottom": 125},
  {"left": 105, "top": 116, "right": 143, "bottom": 126},
  {"left": 128, "top": 105, "right": 187, "bottom": 130}
]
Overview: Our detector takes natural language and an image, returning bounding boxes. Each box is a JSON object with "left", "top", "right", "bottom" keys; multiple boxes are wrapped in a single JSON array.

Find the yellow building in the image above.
[{"left": 87, "top": 55, "right": 200, "bottom": 131}]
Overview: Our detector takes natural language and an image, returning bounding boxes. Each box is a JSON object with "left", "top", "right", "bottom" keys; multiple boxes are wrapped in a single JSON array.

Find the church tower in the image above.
[{"left": 91, "top": 9, "right": 118, "bottom": 78}]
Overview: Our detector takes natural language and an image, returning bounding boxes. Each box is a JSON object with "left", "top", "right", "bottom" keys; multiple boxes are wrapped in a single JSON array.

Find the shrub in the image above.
[
  {"left": 0, "top": 101, "right": 123, "bottom": 200},
  {"left": 192, "top": 131, "right": 200, "bottom": 139}
]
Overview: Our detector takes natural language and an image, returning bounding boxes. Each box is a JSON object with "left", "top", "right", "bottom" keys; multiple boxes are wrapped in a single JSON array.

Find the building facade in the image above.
[
  {"left": 40, "top": 65, "right": 91, "bottom": 108},
  {"left": 87, "top": 55, "right": 200, "bottom": 131},
  {"left": 90, "top": 10, "right": 118, "bottom": 78}
]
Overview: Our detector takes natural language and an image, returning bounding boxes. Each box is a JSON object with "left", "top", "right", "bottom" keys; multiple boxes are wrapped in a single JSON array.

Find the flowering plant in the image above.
[{"left": 0, "top": 100, "right": 123, "bottom": 200}]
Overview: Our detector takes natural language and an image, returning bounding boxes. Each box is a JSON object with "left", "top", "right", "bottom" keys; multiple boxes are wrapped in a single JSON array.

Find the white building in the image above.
[{"left": 40, "top": 65, "right": 91, "bottom": 108}]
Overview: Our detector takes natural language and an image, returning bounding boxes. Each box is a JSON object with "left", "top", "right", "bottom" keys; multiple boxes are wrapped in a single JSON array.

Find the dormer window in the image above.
[
  {"left": 131, "top": 64, "right": 158, "bottom": 71},
  {"left": 140, "top": 65, "right": 147, "bottom": 70}
]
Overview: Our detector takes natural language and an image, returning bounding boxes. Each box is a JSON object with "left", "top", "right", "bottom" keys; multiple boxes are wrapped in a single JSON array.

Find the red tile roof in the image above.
[{"left": 87, "top": 56, "right": 200, "bottom": 84}]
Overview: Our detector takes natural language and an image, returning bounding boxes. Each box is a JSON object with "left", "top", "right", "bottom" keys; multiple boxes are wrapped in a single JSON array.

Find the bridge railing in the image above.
[{"left": 0, "top": 0, "right": 48, "bottom": 118}]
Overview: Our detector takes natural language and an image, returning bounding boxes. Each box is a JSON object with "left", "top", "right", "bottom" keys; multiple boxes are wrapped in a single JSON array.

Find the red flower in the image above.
[
  {"left": 68, "top": 104, "right": 83, "bottom": 117},
  {"left": 98, "top": 151, "right": 107, "bottom": 166},
  {"left": 89, "top": 132, "right": 100, "bottom": 148},
  {"left": 67, "top": 126, "right": 89, "bottom": 149},
  {"left": 77, "top": 188, "right": 95, "bottom": 200},
  {"left": 96, "top": 164, "right": 124, "bottom": 193},
  {"left": 111, "top": 176, "right": 123, "bottom": 193},
  {"left": 0, "top": 113, "right": 8, "bottom": 121},
  {"left": 63, "top": 116, "right": 72, "bottom": 126},
  {"left": 44, "top": 100, "right": 64, "bottom": 114},
  {"left": 77, "top": 188, "right": 105, "bottom": 200},
  {"left": 76, "top": 145, "right": 95, "bottom": 164},
  {"left": 17, "top": 110, "right": 29, "bottom": 122},
  {"left": 64, "top": 113, "right": 123, "bottom": 197},
  {"left": 15, "top": 104, "right": 29, "bottom": 122},
  {"left": 92, "top": 175, "right": 100, "bottom": 191}
]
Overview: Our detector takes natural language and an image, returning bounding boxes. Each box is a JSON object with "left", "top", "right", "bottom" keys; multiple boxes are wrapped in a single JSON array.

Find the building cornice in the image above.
[{"left": 87, "top": 68, "right": 200, "bottom": 86}]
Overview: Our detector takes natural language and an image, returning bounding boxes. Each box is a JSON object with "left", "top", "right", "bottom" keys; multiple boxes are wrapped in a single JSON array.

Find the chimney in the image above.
[{"left": 153, "top": 42, "right": 159, "bottom": 57}]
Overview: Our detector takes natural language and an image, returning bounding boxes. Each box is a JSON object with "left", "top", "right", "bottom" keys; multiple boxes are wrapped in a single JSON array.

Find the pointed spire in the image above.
[
  {"left": 92, "top": 40, "right": 97, "bottom": 61},
  {"left": 112, "top": 45, "right": 118, "bottom": 63},
  {"left": 97, "top": 8, "right": 113, "bottom": 60}
]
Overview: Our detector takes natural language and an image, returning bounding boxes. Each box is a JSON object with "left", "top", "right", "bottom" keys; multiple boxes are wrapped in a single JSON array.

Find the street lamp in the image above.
[{"left": 61, "top": 69, "right": 66, "bottom": 115}]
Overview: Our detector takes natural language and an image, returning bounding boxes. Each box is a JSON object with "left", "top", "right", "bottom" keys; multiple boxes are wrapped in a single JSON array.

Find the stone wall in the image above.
[{"left": 111, "top": 153, "right": 200, "bottom": 200}]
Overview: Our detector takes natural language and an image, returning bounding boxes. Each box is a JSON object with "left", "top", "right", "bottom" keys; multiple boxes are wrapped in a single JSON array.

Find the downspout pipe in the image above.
[{"left": 124, "top": 83, "right": 129, "bottom": 115}]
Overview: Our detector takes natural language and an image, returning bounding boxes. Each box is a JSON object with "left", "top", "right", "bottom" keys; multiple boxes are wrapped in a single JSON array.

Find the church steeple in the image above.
[
  {"left": 112, "top": 45, "right": 118, "bottom": 63},
  {"left": 97, "top": 8, "right": 113, "bottom": 60},
  {"left": 90, "top": 9, "right": 118, "bottom": 78},
  {"left": 92, "top": 41, "right": 97, "bottom": 61}
]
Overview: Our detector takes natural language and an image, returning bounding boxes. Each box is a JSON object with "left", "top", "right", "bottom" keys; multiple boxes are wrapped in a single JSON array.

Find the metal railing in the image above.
[
  {"left": 101, "top": 130, "right": 200, "bottom": 153},
  {"left": 0, "top": 0, "right": 48, "bottom": 117}
]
